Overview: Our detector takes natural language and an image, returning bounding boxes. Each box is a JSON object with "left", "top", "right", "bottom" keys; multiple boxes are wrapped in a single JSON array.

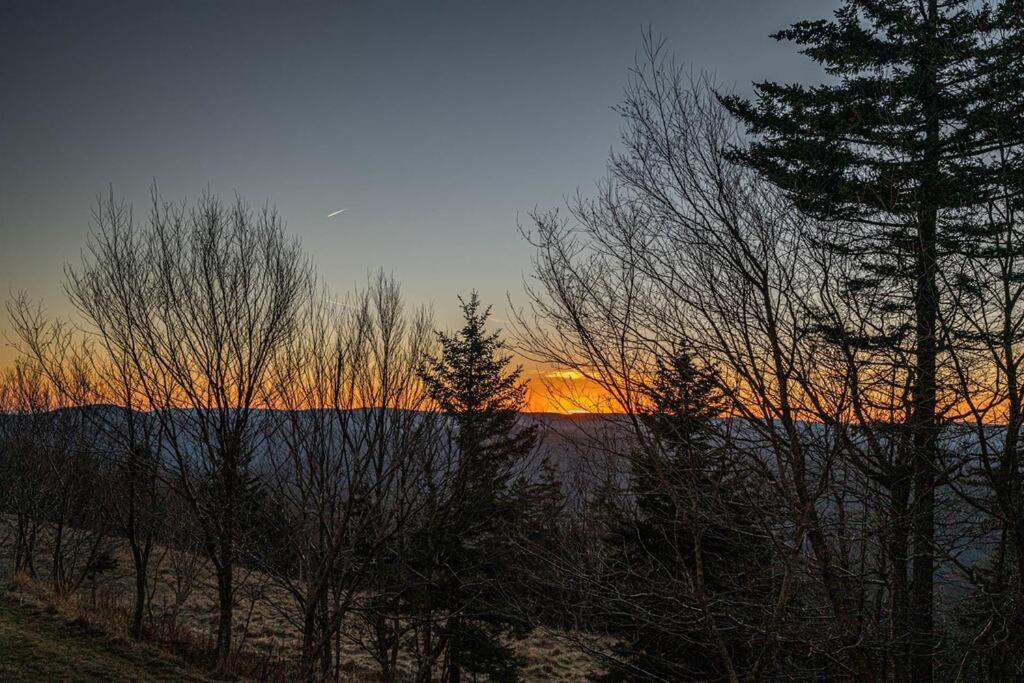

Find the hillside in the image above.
[{"left": 0, "top": 589, "right": 212, "bottom": 682}]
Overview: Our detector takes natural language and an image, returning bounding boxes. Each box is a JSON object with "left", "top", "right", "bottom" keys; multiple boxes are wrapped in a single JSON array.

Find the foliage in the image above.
[{"left": 414, "top": 292, "right": 539, "bottom": 682}]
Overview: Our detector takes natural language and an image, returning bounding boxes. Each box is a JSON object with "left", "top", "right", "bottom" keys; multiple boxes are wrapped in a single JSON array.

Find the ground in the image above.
[
  {"left": 0, "top": 517, "right": 605, "bottom": 681},
  {"left": 0, "top": 588, "right": 212, "bottom": 682}
]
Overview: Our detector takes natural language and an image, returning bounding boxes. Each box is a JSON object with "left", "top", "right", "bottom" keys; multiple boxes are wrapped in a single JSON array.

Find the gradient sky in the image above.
[{"left": 0, "top": 0, "right": 835, "bottom": 400}]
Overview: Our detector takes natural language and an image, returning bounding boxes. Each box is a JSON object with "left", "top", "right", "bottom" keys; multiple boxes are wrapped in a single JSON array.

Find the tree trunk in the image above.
[
  {"left": 301, "top": 608, "right": 318, "bottom": 683},
  {"left": 214, "top": 562, "right": 234, "bottom": 671},
  {"left": 908, "top": 3, "right": 940, "bottom": 679},
  {"left": 131, "top": 556, "right": 147, "bottom": 640},
  {"left": 52, "top": 519, "right": 65, "bottom": 594},
  {"left": 888, "top": 474, "right": 911, "bottom": 681},
  {"left": 908, "top": 187, "right": 938, "bottom": 683},
  {"left": 447, "top": 614, "right": 460, "bottom": 683}
]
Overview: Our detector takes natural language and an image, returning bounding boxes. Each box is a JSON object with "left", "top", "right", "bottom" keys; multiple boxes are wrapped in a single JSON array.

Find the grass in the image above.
[
  {"left": 0, "top": 588, "right": 213, "bottom": 682},
  {"left": 0, "top": 515, "right": 604, "bottom": 681}
]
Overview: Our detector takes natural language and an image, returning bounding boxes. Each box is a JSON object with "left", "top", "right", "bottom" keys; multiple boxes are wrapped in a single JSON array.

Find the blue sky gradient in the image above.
[{"left": 0, "top": 0, "right": 834, "bottom": 369}]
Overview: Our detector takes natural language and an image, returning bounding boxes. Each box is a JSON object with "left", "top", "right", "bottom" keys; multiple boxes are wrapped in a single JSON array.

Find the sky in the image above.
[{"left": 0, "top": 0, "right": 835, "bottom": 409}]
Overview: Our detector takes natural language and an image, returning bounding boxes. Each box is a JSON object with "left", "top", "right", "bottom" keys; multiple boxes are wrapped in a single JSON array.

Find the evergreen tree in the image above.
[
  {"left": 506, "top": 458, "right": 569, "bottom": 626},
  {"left": 417, "top": 292, "right": 538, "bottom": 683},
  {"left": 722, "top": 2, "right": 1024, "bottom": 678},
  {"left": 596, "top": 347, "right": 772, "bottom": 681}
]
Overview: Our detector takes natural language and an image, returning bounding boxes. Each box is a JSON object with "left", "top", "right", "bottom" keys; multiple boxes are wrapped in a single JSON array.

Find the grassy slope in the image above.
[{"left": 0, "top": 591, "right": 212, "bottom": 682}]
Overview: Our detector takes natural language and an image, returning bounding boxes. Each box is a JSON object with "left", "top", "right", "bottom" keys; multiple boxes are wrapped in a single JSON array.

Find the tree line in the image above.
[
  {"left": 4, "top": 1, "right": 1024, "bottom": 680},
  {"left": 1, "top": 194, "right": 553, "bottom": 681}
]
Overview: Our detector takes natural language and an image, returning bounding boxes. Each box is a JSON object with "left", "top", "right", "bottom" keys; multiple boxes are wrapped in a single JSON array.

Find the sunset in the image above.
[{"left": 3, "top": 1, "right": 1024, "bottom": 681}]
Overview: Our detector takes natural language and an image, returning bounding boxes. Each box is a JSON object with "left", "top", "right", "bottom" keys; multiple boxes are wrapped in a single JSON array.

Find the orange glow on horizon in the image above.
[{"left": 524, "top": 369, "right": 621, "bottom": 414}]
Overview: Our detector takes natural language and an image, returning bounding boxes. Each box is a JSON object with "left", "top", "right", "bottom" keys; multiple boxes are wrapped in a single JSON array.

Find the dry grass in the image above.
[
  {"left": 0, "top": 576, "right": 213, "bottom": 682},
  {"left": 0, "top": 519, "right": 605, "bottom": 681}
]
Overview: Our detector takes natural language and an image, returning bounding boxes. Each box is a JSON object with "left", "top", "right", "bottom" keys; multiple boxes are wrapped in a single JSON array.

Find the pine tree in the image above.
[
  {"left": 417, "top": 292, "right": 538, "bottom": 683},
  {"left": 722, "top": 2, "right": 1024, "bottom": 678},
  {"left": 597, "top": 347, "right": 772, "bottom": 681}
]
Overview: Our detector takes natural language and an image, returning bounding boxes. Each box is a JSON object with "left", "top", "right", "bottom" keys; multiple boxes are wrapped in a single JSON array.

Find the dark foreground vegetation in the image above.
[
  {"left": 4, "top": 1, "right": 1024, "bottom": 681},
  {"left": 0, "top": 583, "right": 210, "bottom": 682}
]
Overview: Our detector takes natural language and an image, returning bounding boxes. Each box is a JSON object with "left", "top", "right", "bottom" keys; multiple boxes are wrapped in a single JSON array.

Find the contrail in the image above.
[
  {"left": 327, "top": 298, "right": 357, "bottom": 311},
  {"left": 327, "top": 208, "right": 348, "bottom": 218}
]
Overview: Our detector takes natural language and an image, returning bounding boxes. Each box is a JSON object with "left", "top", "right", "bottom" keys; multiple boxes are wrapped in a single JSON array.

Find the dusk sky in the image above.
[{"left": 1, "top": 0, "right": 834, "bottom": 380}]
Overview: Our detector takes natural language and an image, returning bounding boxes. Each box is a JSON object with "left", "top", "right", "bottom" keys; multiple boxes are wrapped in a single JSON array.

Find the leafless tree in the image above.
[
  {"left": 9, "top": 297, "right": 166, "bottom": 639},
  {"left": 0, "top": 362, "right": 57, "bottom": 578},
  {"left": 0, "top": 350, "right": 116, "bottom": 598},
  {"left": 150, "top": 489, "right": 209, "bottom": 640},
  {"left": 56, "top": 187, "right": 312, "bottom": 669},
  {"left": 256, "top": 272, "right": 435, "bottom": 681},
  {"left": 938, "top": 134, "right": 1024, "bottom": 678},
  {"left": 514, "top": 41, "right": 923, "bottom": 679}
]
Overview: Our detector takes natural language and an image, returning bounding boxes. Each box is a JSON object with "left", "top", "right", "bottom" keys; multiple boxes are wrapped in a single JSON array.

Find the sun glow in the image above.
[
  {"left": 525, "top": 368, "right": 619, "bottom": 415},
  {"left": 544, "top": 369, "right": 586, "bottom": 380}
]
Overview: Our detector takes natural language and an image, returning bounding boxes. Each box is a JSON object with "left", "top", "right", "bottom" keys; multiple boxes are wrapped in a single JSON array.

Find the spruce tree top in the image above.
[
  {"left": 421, "top": 292, "right": 526, "bottom": 416},
  {"left": 722, "top": 1, "right": 1024, "bottom": 232},
  {"left": 420, "top": 292, "right": 536, "bottom": 467}
]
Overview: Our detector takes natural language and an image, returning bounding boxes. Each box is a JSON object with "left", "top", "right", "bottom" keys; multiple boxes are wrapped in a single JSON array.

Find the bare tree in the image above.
[
  {"left": 0, "top": 362, "right": 57, "bottom": 579},
  {"left": 9, "top": 298, "right": 166, "bottom": 640},
  {"left": 58, "top": 187, "right": 312, "bottom": 669},
  {"left": 0, "top": 352, "right": 117, "bottom": 598},
  {"left": 256, "top": 272, "right": 435, "bottom": 681},
  {"left": 514, "top": 41, "right": 916, "bottom": 679},
  {"left": 938, "top": 134, "right": 1024, "bottom": 678}
]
